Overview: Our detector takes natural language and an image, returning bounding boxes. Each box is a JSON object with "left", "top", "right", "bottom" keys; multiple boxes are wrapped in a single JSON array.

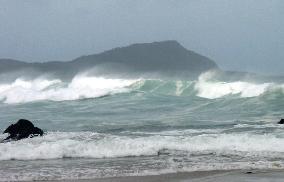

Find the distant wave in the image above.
[{"left": 0, "top": 71, "right": 283, "bottom": 104}]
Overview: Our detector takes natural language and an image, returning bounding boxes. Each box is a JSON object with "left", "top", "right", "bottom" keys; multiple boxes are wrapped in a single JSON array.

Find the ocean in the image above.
[{"left": 0, "top": 71, "right": 283, "bottom": 181}]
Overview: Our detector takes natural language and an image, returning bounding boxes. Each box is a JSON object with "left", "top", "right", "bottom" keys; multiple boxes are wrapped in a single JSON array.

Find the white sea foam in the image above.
[
  {"left": 0, "top": 75, "right": 138, "bottom": 104},
  {"left": 127, "top": 128, "right": 226, "bottom": 136},
  {"left": 0, "top": 72, "right": 283, "bottom": 103},
  {"left": 194, "top": 71, "right": 283, "bottom": 99},
  {"left": 1, "top": 131, "right": 284, "bottom": 161}
]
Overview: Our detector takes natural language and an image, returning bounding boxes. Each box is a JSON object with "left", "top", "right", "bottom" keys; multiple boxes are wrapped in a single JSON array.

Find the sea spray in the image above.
[
  {"left": 0, "top": 71, "right": 283, "bottom": 103},
  {"left": 0, "top": 75, "right": 138, "bottom": 104},
  {"left": 194, "top": 71, "right": 275, "bottom": 99}
]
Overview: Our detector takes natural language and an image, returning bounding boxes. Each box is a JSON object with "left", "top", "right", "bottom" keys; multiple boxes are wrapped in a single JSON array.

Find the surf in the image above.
[
  {"left": 0, "top": 71, "right": 283, "bottom": 104},
  {"left": 0, "top": 74, "right": 139, "bottom": 104}
]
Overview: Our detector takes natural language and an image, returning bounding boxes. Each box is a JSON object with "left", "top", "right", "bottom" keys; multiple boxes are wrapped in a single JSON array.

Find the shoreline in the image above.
[{"left": 41, "top": 169, "right": 284, "bottom": 182}]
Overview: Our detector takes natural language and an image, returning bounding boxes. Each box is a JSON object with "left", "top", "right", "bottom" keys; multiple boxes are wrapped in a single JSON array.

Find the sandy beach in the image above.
[{"left": 42, "top": 170, "right": 284, "bottom": 182}]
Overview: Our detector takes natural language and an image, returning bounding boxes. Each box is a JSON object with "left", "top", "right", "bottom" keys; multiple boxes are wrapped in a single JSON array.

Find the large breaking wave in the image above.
[
  {"left": 0, "top": 71, "right": 284, "bottom": 181},
  {"left": 0, "top": 72, "right": 283, "bottom": 104},
  {"left": 0, "top": 75, "right": 138, "bottom": 104}
]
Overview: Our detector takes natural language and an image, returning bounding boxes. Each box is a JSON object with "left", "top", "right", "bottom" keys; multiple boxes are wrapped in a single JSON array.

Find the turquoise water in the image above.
[{"left": 0, "top": 72, "right": 283, "bottom": 181}]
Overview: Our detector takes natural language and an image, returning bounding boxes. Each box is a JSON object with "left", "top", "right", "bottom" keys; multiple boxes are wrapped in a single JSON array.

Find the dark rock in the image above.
[
  {"left": 2, "top": 119, "right": 44, "bottom": 142},
  {"left": 278, "top": 119, "right": 284, "bottom": 124},
  {"left": 32, "top": 127, "right": 44, "bottom": 136}
]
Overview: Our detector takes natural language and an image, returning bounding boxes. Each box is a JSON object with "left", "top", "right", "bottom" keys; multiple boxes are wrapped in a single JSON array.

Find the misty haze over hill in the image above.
[
  {"left": 0, "top": 41, "right": 219, "bottom": 80},
  {"left": 1, "top": 1, "right": 283, "bottom": 75}
]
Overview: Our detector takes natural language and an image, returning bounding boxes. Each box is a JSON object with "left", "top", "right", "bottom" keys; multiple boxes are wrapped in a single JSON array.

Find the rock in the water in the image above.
[
  {"left": 2, "top": 119, "right": 43, "bottom": 142},
  {"left": 278, "top": 119, "right": 284, "bottom": 124}
]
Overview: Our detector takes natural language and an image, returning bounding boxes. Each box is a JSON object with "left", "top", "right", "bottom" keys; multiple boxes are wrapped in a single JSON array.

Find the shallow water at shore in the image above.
[{"left": 29, "top": 170, "right": 284, "bottom": 182}]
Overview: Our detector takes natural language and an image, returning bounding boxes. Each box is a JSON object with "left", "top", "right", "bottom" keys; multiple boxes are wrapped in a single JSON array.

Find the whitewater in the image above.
[
  {"left": 0, "top": 71, "right": 284, "bottom": 181},
  {"left": 0, "top": 72, "right": 283, "bottom": 104}
]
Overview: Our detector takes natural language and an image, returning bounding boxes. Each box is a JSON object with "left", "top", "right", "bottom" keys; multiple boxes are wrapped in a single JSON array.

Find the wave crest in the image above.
[
  {"left": 194, "top": 72, "right": 283, "bottom": 99},
  {"left": 0, "top": 72, "right": 283, "bottom": 103},
  {"left": 0, "top": 75, "right": 138, "bottom": 104}
]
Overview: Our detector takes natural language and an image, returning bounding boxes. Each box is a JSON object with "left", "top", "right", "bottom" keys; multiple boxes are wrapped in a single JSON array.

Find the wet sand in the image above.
[{"left": 43, "top": 169, "right": 284, "bottom": 182}]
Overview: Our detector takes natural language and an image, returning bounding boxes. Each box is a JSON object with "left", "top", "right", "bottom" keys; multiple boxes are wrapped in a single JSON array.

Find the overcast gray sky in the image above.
[{"left": 0, "top": 0, "right": 283, "bottom": 75}]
